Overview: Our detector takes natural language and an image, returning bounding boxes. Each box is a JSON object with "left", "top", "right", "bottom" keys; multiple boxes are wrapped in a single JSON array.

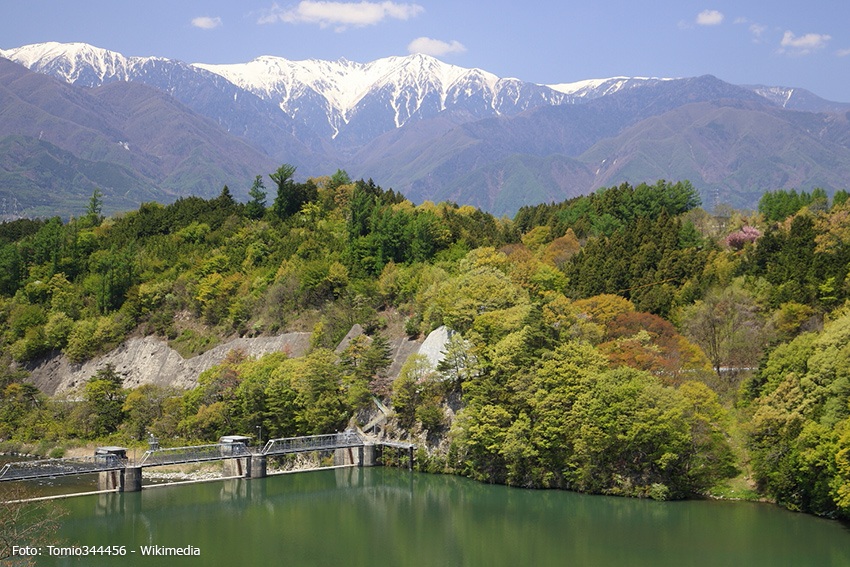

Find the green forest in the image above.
[{"left": 1, "top": 169, "right": 849, "bottom": 519}]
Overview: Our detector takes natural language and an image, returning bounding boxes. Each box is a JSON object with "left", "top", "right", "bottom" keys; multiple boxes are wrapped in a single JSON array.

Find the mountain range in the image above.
[{"left": 2, "top": 41, "right": 850, "bottom": 217}]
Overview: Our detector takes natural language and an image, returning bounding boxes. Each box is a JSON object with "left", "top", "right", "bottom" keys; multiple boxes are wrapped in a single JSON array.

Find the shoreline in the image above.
[{"left": 3, "top": 464, "right": 362, "bottom": 503}]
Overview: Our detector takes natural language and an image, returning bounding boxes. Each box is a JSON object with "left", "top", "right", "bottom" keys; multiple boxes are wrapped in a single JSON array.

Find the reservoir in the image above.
[{"left": 27, "top": 467, "right": 850, "bottom": 566}]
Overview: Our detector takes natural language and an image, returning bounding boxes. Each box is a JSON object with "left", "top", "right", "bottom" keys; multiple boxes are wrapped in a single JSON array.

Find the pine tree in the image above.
[
  {"left": 270, "top": 164, "right": 298, "bottom": 220},
  {"left": 246, "top": 175, "right": 267, "bottom": 220}
]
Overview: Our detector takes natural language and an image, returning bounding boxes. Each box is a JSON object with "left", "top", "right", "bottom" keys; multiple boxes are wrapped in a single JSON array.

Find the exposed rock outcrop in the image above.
[
  {"left": 25, "top": 325, "right": 454, "bottom": 397},
  {"left": 418, "top": 326, "right": 453, "bottom": 369},
  {"left": 27, "top": 333, "right": 311, "bottom": 396}
]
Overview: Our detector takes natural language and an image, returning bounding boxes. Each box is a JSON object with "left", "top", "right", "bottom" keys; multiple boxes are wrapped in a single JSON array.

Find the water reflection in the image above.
[{"left": 43, "top": 469, "right": 850, "bottom": 567}]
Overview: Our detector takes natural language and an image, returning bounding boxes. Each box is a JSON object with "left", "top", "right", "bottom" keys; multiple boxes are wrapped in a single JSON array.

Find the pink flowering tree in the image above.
[{"left": 724, "top": 225, "right": 761, "bottom": 250}]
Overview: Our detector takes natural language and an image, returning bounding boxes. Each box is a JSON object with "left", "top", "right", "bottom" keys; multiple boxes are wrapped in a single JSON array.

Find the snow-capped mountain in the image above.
[
  {"left": 5, "top": 41, "right": 850, "bottom": 218},
  {"left": 11, "top": 41, "right": 845, "bottom": 152},
  {"left": 0, "top": 42, "right": 328, "bottom": 164},
  {"left": 195, "top": 53, "right": 569, "bottom": 144},
  {"left": 547, "top": 76, "right": 674, "bottom": 99},
  {"left": 0, "top": 41, "right": 159, "bottom": 85},
  {"left": 1, "top": 42, "right": 572, "bottom": 151},
  {"left": 743, "top": 84, "right": 850, "bottom": 114},
  {"left": 1, "top": 43, "right": 570, "bottom": 146}
]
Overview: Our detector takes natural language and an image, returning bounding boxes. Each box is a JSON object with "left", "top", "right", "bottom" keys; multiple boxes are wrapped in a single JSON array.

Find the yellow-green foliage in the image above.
[
  {"left": 4, "top": 178, "right": 850, "bottom": 515},
  {"left": 748, "top": 308, "right": 850, "bottom": 517}
]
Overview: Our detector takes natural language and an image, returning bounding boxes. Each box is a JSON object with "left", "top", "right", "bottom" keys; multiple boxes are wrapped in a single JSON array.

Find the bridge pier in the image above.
[
  {"left": 361, "top": 443, "right": 377, "bottom": 467},
  {"left": 248, "top": 455, "right": 267, "bottom": 479},
  {"left": 97, "top": 469, "right": 123, "bottom": 491},
  {"left": 97, "top": 466, "right": 143, "bottom": 492},
  {"left": 334, "top": 446, "right": 358, "bottom": 466},
  {"left": 222, "top": 458, "right": 248, "bottom": 477},
  {"left": 123, "top": 466, "right": 142, "bottom": 492}
]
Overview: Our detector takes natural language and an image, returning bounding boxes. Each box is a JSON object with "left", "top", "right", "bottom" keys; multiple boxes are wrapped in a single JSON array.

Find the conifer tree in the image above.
[{"left": 246, "top": 175, "right": 267, "bottom": 220}]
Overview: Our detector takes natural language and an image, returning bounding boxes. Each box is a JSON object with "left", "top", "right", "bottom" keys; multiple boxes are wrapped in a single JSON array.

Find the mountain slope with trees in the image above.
[
  {"left": 0, "top": 57, "right": 277, "bottom": 216},
  {"left": 1, "top": 171, "right": 849, "bottom": 517}
]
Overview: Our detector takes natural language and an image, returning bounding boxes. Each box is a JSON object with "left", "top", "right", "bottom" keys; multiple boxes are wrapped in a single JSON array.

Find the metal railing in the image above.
[
  {"left": 0, "top": 455, "right": 126, "bottom": 482},
  {"left": 139, "top": 442, "right": 251, "bottom": 467},
  {"left": 262, "top": 432, "right": 363, "bottom": 456},
  {"left": 0, "top": 433, "right": 377, "bottom": 482}
]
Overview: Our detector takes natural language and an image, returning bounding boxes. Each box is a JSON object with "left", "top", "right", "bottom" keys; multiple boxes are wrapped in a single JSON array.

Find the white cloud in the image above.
[
  {"left": 192, "top": 16, "right": 222, "bottom": 30},
  {"left": 259, "top": 1, "right": 423, "bottom": 30},
  {"left": 407, "top": 37, "right": 466, "bottom": 57},
  {"left": 731, "top": 16, "right": 767, "bottom": 43},
  {"left": 749, "top": 23, "right": 767, "bottom": 42},
  {"left": 837, "top": 48, "right": 850, "bottom": 57},
  {"left": 779, "top": 31, "right": 831, "bottom": 55},
  {"left": 696, "top": 10, "right": 724, "bottom": 26}
]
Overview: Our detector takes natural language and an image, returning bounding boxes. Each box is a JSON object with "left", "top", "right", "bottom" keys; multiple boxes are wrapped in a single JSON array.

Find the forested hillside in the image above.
[{"left": 1, "top": 172, "right": 848, "bottom": 518}]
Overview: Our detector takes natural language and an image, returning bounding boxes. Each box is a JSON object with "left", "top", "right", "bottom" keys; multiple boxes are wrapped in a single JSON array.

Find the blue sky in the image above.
[{"left": 2, "top": 1, "right": 849, "bottom": 101}]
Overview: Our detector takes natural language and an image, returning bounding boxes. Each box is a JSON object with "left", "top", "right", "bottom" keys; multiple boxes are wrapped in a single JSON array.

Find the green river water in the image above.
[{"left": 14, "top": 467, "right": 850, "bottom": 566}]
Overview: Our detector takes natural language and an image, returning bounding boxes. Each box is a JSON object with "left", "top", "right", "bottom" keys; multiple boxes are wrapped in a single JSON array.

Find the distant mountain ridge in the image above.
[
  {"left": 3, "top": 41, "right": 850, "bottom": 217},
  {"left": 197, "top": 52, "right": 578, "bottom": 151},
  {"left": 0, "top": 56, "right": 276, "bottom": 216},
  {"left": 0, "top": 42, "right": 330, "bottom": 165}
]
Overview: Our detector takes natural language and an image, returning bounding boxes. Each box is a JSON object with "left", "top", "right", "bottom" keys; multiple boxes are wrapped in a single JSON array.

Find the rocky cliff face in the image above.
[
  {"left": 25, "top": 326, "right": 450, "bottom": 397},
  {"left": 27, "top": 333, "right": 312, "bottom": 396}
]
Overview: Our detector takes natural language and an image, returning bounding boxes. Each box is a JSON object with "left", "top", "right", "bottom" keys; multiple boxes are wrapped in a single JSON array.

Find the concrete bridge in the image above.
[{"left": 0, "top": 431, "right": 415, "bottom": 493}]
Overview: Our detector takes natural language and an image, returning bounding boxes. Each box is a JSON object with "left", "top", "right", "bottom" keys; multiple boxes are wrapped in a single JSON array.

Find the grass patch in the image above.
[
  {"left": 707, "top": 477, "right": 763, "bottom": 501},
  {"left": 169, "top": 328, "right": 221, "bottom": 358},
  {"left": 705, "top": 402, "right": 764, "bottom": 501}
]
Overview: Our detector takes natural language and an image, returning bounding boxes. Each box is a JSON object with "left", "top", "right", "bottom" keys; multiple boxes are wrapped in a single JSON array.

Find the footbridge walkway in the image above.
[
  {"left": 0, "top": 451, "right": 127, "bottom": 482},
  {"left": 0, "top": 431, "right": 414, "bottom": 492}
]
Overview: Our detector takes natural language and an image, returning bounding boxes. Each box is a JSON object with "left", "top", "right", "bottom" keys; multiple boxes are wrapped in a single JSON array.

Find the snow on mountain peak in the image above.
[
  {"left": 547, "top": 76, "right": 674, "bottom": 99},
  {"left": 1, "top": 41, "right": 105, "bottom": 66},
  {"left": 0, "top": 41, "right": 161, "bottom": 85},
  {"left": 194, "top": 54, "right": 484, "bottom": 117},
  {"left": 194, "top": 52, "right": 502, "bottom": 119},
  {"left": 1, "top": 41, "right": 686, "bottom": 142},
  {"left": 748, "top": 85, "right": 795, "bottom": 108}
]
